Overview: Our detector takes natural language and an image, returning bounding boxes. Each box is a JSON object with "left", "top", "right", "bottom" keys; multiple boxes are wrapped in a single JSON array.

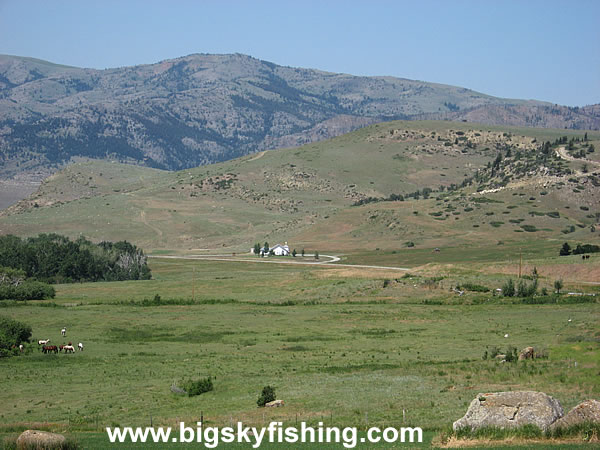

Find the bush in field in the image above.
[
  {"left": 0, "top": 267, "right": 55, "bottom": 300},
  {"left": 504, "top": 346, "right": 518, "bottom": 363},
  {"left": 0, "top": 316, "right": 32, "bottom": 357},
  {"left": 517, "top": 279, "right": 537, "bottom": 297},
  {"left": 458, "top": 283, "right": 490, "bottom": 293},
  {"left": 554, "top": 279, "right": 564, "bottom": 294},
  {"left": 559, "top": 242, "right": 571, "bottom": 256},
  {"left": 0, "top": 281, "right": 55, "bottom": 301},
  {"left": 257, "top": 386, "right": 276, "bottom": 407},
  {"left": 502, "top": 279, "right": 515, "bottom": 297},
  {"left": 182, "top": 377, "right": 213, "bottom": 397}
]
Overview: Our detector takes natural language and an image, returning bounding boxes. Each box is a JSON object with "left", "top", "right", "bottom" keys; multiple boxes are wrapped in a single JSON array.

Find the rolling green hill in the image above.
[{"left": 1, "top": 121, "right": 599, "bottom": 262}]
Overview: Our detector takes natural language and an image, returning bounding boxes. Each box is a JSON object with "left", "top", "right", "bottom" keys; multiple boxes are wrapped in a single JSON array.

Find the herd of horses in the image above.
[{"left": 37, "top": 328, "right": 83, "bottom": 355}]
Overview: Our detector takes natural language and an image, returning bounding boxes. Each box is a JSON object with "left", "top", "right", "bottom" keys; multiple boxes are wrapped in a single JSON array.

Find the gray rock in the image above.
[
  {"left": 16, "top": 430, "right": 65, "bottom": 449},
  {"left": 453, "top": 391, "right": 563, "bottom": 431},
  {"left": 551, "top": 399, "right": 600, "bottom": 430}
]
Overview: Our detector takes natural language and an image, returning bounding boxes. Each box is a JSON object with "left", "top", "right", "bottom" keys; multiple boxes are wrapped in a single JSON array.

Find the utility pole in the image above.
[
  {"left": 192, "top": 266, "right": 195, "bottom": 300},
  {"left": 518, "top": 248, "right": 522, "bottom": 279}
]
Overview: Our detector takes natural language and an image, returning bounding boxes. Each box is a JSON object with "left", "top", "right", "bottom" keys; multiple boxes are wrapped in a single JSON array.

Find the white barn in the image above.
[{"left": 270, "top": 243, "right": 290, "bottom": 256}]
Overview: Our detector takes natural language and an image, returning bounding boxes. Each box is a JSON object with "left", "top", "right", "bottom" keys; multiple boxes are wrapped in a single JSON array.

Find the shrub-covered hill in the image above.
[{"left": 0, "top": 121, "right": 598, "bottom": 258}]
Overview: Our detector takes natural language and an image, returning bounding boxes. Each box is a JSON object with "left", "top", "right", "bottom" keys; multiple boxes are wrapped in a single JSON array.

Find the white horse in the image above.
[
  {"left": 19, "top": 344, "right": 24, "bottom": 352},
  {"left": 78, "top": 342, "right": 83, "bottom": 351},
  {"left": 61, "top": 327, "right": 66, "bottom": 337},
  {"left": 38, "top": 339, "right": 50, "bottom": 345},
  {"left": 63, "top": 345, "right": 75, "bottom": 353}
]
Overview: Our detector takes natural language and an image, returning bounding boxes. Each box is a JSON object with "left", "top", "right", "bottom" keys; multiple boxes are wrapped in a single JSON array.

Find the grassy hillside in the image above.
[{"left": 1, "top": 121, "right": 598, "bottom": 264}]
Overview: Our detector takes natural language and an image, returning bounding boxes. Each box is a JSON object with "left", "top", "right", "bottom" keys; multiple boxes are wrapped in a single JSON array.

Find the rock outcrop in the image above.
[
  {"left": 551, "top": 400, "right": 600, "bottom": 429},
  {"left": 16, "top": 430, "right": 65, "bottom": 449},
  {"left": 453, "top": 391, "right": 564, "bottom": 431}
]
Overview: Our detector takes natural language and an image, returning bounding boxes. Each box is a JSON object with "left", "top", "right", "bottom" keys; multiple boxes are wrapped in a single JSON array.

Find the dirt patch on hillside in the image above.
[{"left": 482, "top": 261, "right": 600, "bottom": 284}]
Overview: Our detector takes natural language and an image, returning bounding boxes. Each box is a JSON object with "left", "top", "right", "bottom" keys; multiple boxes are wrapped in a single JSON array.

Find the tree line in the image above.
[{"left": 0, "top": 234, "right": 152, "bottom": 284}]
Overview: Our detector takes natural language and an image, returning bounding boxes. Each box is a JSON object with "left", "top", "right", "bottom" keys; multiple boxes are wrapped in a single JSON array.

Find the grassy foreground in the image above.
[{"left": 0, "top": 257, "right": 598, "bottom": 448}]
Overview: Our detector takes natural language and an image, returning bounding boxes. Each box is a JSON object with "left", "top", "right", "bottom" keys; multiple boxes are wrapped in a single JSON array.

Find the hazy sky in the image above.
[{"left": 1, "top": 0, "right": 598, "bottom": 106}]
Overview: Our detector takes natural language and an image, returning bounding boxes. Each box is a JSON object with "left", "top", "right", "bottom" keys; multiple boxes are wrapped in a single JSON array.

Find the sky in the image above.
[{"left": 0, "top": 0, "right": 598, "bottom": 106}]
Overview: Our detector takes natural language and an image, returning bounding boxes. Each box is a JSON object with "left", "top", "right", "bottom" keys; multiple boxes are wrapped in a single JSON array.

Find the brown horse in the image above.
[{"left": 42, "top": 345, "right": 58, "bottom": 354}]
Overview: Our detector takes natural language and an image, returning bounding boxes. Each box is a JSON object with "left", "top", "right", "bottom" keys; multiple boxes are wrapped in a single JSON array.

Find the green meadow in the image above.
[{"left": 1, "top": 257, "right": 598, "bottom": 448}]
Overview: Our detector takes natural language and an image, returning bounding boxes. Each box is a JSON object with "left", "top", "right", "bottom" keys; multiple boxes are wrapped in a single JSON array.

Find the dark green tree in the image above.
[
  {"left": 502, "top": 279, "right": 515, "bottom": 297},
  {"left": 554, "top": 279, "right": 563, "bottom": 294},
  {"left": 559, "top": 242, "right": 571, "bottom": 256},
  {"left": 0, "top": 316, "right": 32, "bottom": 357},
  {"left": 257, "top": 386, "right": 276, "bottom": 407}
]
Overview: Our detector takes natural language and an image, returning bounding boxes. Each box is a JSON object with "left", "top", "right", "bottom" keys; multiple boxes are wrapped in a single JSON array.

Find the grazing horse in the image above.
[
  {"left": 38, "top": 339, "right": 50, "bottom": 346},
  {"left": 42, "top": 345, "right": 58, "bottom": 354},
  {"left": 63, "top": 345, "right": 75, "bottom": 353},
  {"left": 78, "top": 342, "right": 83, "bottom": 351},
  {"left": 61, "top": 327, "right": 67, "bottom": 337}
]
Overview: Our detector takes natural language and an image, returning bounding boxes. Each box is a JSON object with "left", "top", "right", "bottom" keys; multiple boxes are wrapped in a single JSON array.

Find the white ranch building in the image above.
[{"left": 270, "top": 243, "right": 290, "bottom": 256}]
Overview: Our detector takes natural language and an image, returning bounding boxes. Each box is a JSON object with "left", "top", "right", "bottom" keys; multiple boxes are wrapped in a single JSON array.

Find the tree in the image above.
[
  {"left": 301, "top": 248, "right": 305, "bottom": 257},
  {"left": 253, "top": 243, "right": 261, "bottom": 256},
  {"left": 588, "top": 144, "right": 595, "bottom": 153},
  {"left": 0, "top": 316, "right": 32, "bottom": 357},
  {"left": 314, "top": 251, "right": 319, "bottom": 260},
  {"left": 292, "top": 249, "right": 297, "bottom": 257},
  {"left": 263, "top": 242, "right": 269, "bottom": 255},
  {"left": 554, "top": 279, "right": 563, "bottom": 294},
  {"left": 502, "top": 279, "right": 515, "bottom": 297},
  {"left": 559, "top": 242, "right": 571, "bottom": 256},
  {"left": 257, "top": 386, "right": 276, "bottom": 407}
]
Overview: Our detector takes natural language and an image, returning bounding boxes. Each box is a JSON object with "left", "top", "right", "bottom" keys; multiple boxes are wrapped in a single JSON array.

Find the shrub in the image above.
[
  {"left": 458, "top": 283, "right": 490, "bottom": 293},
  {"left": 559, "top": 242, "right": 572, "bottom": 256},
  {"left": 502, "top": 279, "right": 515, "bottom": 297},
  {"left": 257, "top": 386, "right": 276, "bottom": 407},
  {"left": 517, "top": 279, "right": 537, "bottom": 297},
  {"left": 0, "top": 281, "right": 55, "bottom": 301},
  {"left": 504, "top": 346, "right": 518, "bottom": 363},
  {"left": 0, "top": 316, "right": 32, "bottom": 357},
  {"left": 182, "top": 377, "right": 213, "bottom": 397},
  {"left": 520, "top": 225, "right": 538, "bottom": 232}
]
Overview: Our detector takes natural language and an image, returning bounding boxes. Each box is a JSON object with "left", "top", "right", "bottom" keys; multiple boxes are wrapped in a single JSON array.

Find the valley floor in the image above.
[{"left": 1, "top": 256, "right": 598, "bottom": 448}]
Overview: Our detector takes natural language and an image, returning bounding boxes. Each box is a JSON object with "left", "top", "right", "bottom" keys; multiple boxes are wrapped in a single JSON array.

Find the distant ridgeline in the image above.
[{"left": 0, "top": 234, "right": 151, "bottom": 284}]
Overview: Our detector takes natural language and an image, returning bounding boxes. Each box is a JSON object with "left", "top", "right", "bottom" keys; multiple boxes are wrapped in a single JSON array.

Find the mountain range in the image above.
[{"left": 1, "top": 53, "right": 599, "bottom": 191}]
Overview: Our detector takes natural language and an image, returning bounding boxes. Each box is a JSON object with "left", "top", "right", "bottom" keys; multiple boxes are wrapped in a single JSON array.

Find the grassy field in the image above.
[{"left": 1, "top": 257, "right": 598, "bottom": 448}]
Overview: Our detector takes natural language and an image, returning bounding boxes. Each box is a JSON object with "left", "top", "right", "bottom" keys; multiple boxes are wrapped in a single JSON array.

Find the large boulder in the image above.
[
  {"left": 265, "top": 399, "right": 284, "bottom": 407},
  {"left": 518, "top": 346, "right": 535, "bottom": 360},
  {"left": 551, "top": 399, "right": 600, "bottom": 430},
  {"left": 453, "top": 391, "right": 563, "bottom": 431},
  {"left": 16, "top": 430, "right": 65, "bottom": 449}
]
